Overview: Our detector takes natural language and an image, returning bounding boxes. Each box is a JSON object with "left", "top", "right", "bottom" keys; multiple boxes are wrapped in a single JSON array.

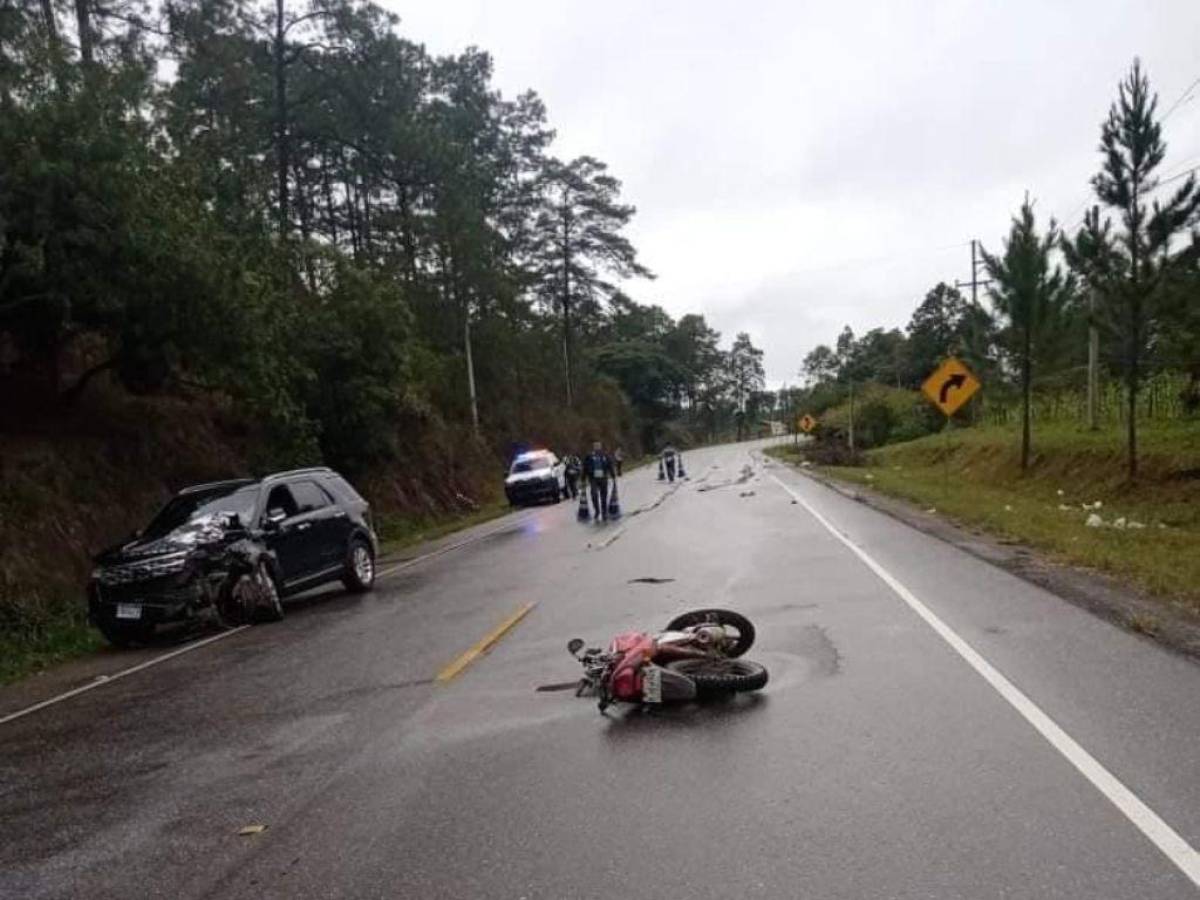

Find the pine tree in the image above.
[
  {"left": 981, "top": 197, "right": 1074, "bottom": 470},
  {"left": 1083, "top": 59, "right": 1200, "bottom": 478}
]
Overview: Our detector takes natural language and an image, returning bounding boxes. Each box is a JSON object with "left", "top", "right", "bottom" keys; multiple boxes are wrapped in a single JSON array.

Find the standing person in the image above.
[
  {"left": 613, "top": 446, "right": 625, "bottom": 477},
  {"left": 660, "top": 444, "right": 678, "bottom": 482},
  {"left": 564, "top": 453, "right": 581, "bottom": 499},
  {"left": 582, "top": 441, "right": 616, "bottom": 522}
]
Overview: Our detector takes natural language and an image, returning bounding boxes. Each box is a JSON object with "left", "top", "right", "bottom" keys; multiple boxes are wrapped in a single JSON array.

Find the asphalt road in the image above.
[{"left": 3, "top": 439, "right": 1199, "bottom": 899}]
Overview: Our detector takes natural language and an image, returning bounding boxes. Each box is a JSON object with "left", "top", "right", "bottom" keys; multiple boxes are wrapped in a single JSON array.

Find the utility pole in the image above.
[
  {"left": 1085, "top": 205, "right": 1101, "bottom": 431},
  {"left": 1087, "top": 285, "right": 1099, "bottom": 430},
  {"left": 465, "top": 310, "right": 480, "bottom": 434},
  {"left": 955, "top": 239, "right": 992, "bottom": 306},
  {"left": 847, "top": 379, "right": 855, "bottom": 454}
]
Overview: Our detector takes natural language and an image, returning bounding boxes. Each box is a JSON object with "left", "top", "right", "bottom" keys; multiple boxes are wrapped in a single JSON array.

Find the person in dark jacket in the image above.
[
  {"left": 661, "top": 444, "right": 678, "bottom": 482},
  {"left": 563, "top": 454, "right": 581, "bottom": 499},
  {"left": 582, "top": 441, "right": 616, "bottom": 521}
]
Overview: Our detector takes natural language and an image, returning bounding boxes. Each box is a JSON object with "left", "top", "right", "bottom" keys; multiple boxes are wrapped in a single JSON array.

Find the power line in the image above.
[
  {"left": 1053, "top": 75, "right": 1200, "bottom": 230},
  {"left": 1162, "top": 75, "right": 1200, "bottom": 122}
]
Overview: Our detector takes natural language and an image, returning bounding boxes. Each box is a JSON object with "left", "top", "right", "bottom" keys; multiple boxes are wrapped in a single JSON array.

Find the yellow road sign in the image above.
[
  {"left": 799, "top": 414, "right": 817, "bottom": 433},
  {"left": 921, "top": 357, "right": 981, "bottom": 417}
]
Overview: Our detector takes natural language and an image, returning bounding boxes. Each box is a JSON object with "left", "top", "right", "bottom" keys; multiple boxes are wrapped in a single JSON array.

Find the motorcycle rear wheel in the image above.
[
  {"left": 664, "top": 608, "right": 755, "bottom": 657},
  {"left": 666, "top": 658, "right": 768, "bottom": 697}
]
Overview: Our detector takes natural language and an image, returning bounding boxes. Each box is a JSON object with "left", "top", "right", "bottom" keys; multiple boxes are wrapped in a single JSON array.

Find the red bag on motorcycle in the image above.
[{"left": 607, "top": 631, "right": 655, "bottom": 701}]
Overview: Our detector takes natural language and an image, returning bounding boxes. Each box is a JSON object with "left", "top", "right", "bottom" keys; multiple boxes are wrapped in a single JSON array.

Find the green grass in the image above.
[
  {"left": 0, "top": 616, "right": 105, "bottom": 686},
  {"left": 376, "top": 498, "right": 514, "bottom": 557},
  {"left": 767, "top": 420, "right": 1200, "bottom": 611}
]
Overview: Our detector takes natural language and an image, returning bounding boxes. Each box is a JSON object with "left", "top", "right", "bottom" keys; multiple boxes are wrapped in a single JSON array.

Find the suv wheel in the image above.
[
  {"left": 342, "top": 538, "right": 375, "bottom": 593},
  {"left": 216, "top": 561, "right": 281, "bottom": 628},
  {"left": 252, "top": 563, "right": 285, "bottom": 623}
]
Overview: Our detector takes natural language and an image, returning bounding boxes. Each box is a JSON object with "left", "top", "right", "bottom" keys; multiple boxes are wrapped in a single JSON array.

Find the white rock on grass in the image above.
[
  {"left": 1057, "top": 489, "right": 1065, "bottom": 496},
  {"left": 1057, "top": 504, "right": 1073, "bottom": 511},
  {"left": 1004, "top": 505, "right": 1014, "bottom": 512},
  {"left": 1129, "top": 521, "right": 1146, "bottom": 529},
  {"left": 1113, "top": 517, "right": 1127, "bottom": 529},
  {"left": 1085, "top": 513, "right": 1104, "bottom": 528}
]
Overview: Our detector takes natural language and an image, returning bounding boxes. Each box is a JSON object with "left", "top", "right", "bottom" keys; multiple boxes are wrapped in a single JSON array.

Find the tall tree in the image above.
[
  {"left": 533, "top": 155, "right": 652, "bottom": 406},
  {"left": 981, "top": 197, "right": 1074, "bottom": 470},
  {"left": 903, "top": 282, "right": 971, "bottom": 385},
  {"left": 1082, "top": 59, "right": 1200, "bottom": 477},
  {"left": 727, "top": 331, "right": 765, "bottom": 440},
  {"left": 801, "top": 344, "right": 837, "bottom": 384}
]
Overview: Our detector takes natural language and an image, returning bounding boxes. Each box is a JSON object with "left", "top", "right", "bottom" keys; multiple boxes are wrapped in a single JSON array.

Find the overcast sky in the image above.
[{"left": 392, "top": 1, "right": 1200, "bottom": 386}]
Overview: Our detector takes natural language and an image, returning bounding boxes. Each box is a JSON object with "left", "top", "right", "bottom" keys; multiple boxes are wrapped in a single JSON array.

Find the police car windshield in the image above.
[{"left": 511, "top": 456, "right": 551, "bottom": 473}]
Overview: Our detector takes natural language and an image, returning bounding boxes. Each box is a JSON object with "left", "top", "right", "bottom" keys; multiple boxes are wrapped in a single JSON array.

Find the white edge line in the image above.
[
  {"left": 0, "top": 626, "right": 251, "bottom": 727},
  {"left": 2, "top": 510, "right": 539, "bottom": 728},
  {"left": 769, "top": 470, "right": 1200, "bottom": 888}
]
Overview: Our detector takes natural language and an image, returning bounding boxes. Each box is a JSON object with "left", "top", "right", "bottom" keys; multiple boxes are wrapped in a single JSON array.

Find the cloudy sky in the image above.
[{"left": 393, "top": 1, "right": 1200, "bottom": 385}]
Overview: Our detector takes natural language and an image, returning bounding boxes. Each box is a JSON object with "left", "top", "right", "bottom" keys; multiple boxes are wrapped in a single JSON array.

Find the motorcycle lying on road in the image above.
[{"left": 559, "top": 609, "right": 768, "bottom": 713}]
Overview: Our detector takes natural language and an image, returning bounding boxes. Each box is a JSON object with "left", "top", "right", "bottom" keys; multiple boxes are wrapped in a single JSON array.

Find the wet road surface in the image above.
[{"left": 2, "top": 439, "right": 1199, "bottom": 899}]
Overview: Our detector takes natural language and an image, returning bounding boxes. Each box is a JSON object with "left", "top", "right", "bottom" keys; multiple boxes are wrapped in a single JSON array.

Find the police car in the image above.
[{"left": 504, "top": 450, "right": 567, "bottom": 506}]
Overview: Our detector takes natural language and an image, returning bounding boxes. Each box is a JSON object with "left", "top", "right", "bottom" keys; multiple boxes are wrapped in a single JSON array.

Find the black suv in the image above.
[{"left": 89, "top": 467, "right": 378, "bottom": 647}]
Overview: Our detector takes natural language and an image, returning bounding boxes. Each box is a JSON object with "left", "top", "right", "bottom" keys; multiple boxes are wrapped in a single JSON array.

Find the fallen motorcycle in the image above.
[{"left": 562, "top": 609, "right": 768, "bottom": 712}]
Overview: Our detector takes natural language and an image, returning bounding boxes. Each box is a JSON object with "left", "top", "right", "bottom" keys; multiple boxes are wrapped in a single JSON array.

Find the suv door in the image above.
[
  {"left": 291, "top": 479, "right": 350, "bottom": 569},
  {"left": 261, "top": 484, "right": 321, "bottom": 585}
]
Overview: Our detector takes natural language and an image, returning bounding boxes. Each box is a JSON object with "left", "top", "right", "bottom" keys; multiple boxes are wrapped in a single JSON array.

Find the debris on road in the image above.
[
  {"left": 628, "top": 577, "right": 675, "bottom": 584},
  {"left": 238, "top": 825, "right": 267, "bottom": 836}
]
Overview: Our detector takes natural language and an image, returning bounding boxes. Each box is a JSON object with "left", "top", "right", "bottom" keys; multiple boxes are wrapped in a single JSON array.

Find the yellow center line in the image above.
[{"left": 435, "top": 602, "right": 538, "bottom": 683}]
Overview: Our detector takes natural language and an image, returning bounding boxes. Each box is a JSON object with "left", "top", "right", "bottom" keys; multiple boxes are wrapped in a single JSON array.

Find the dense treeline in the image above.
[
  {"left": 0, "top": 0, "right": 765, "bottom": 474},
  {"left": 789, "top": 60, "right": 1200, "bottom": 475}
]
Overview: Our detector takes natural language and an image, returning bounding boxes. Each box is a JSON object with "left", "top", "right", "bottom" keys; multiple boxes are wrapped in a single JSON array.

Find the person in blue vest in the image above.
[{"left": 582, "top": 441, "right": 617, "bottom": 521}]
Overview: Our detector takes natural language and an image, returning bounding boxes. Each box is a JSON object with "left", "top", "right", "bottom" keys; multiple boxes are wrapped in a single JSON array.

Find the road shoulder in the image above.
[{"left": 765, "top": 452, "right": 1200, "bottom": 663}]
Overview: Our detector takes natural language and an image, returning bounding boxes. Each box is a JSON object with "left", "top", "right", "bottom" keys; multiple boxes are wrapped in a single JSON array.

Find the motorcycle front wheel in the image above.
[
  {"left": 664, "top": 608, "right": 755, "bottom": 657},
  {"left": 666, "top": 658, "right": 768, "bottom": 697}
]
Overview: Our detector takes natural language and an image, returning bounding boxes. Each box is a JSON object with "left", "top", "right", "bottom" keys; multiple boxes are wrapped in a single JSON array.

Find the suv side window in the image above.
[
  {"left": 265, "top": 484, "right": 300, "bottom": 520},
  {"left": 324, "top": 474, "right": 365, "bottom": 506},
  {"left": 292, "top": 480, "right": 331, "bottom": 513}
]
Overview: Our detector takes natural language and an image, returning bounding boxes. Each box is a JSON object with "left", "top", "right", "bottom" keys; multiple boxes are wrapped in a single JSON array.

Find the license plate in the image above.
[
  {"left": 116, "top": 603, "right": 142, "bottom": 620},
  {"left": 642, "top": 666, "right": 663, "bottom": 703}
]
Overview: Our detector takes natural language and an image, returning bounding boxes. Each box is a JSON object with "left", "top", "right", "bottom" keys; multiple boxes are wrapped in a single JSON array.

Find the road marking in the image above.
[
  {"left": 770, "top": 471, "right": 1200, "bottom": 888},
  {"left": 2, "top": 511, "right": 540, "bottom": 727},
  {"left": 0, "top": 626, "right": 251, "bottom": 727},
  {"left": 436, "top": 602, "right": 537, "bottom": 683},
  {"left": 376, "top": 512, "right": 536, "bottom": 580}
]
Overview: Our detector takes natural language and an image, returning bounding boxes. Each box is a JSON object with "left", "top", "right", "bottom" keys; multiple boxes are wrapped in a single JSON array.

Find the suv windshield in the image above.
[
  {"left": 142, "top": 485, "right": 260, "bottom": 540},
  {"left": 511, "top": 456, "right": 551, "bottom": 474}
]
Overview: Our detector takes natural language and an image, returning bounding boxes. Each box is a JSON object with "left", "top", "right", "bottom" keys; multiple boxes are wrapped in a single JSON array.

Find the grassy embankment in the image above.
[{"left": 768, "top": 421, "right": 1200, "bottom": 613}]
